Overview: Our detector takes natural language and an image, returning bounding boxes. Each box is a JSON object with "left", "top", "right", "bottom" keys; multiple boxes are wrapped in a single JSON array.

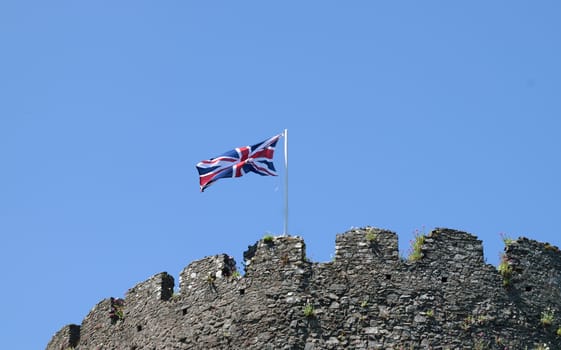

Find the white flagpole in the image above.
[{"left": 283, "top": 129, "right": 288, "bottom": 236}]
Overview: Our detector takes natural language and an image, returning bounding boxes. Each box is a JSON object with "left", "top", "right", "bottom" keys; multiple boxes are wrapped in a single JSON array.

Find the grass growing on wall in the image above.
[{"left": 408, "top": 228, "right": 426, "bottom": 262}]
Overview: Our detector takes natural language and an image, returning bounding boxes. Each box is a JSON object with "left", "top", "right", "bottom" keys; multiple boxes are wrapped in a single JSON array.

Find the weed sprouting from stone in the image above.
[
  {"left": 365, "top": 227, "right": 377, "bottom": 243},
  {"left": 498, "top": 253, "right": 513, "bottom": 287},
  {"left": 540, "top": 307, "right": 555, "bottom": 327},
  {"left": 303, "top": 303, "right": 315, "bottom": 318},
  {"left": 426, "top": 309, "right": 434, "bottom": 318},
  {"left": 207, "top": 273, "right": 215, "bottom": 283},
  {"left": 461, "top": 315, "right": 474, "bottom": 331},
  {"left": 500, "top": 232, "right": 514, "bottom": 247},
  {"left": 109, "top": 297, "right": 125, "bottom": 323},
  {"left": 408, "top": 228, "right": 426, "bottom": 262}
]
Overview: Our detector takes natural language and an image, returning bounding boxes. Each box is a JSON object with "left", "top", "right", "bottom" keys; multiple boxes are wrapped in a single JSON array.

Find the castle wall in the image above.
[{"left": 47, "top": 227, "right": 561, "bottom": 350}]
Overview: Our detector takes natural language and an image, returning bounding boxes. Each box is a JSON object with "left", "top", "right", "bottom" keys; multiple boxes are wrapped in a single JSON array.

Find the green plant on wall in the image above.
[
  {"left": 263, "top": 235, "right": 274, "bottom": 244},
  {"left": 303, "top": 303, "right": 315, "bottom": 318},
  {"left": 461, "top": 315, "right": 476, "bottom": 331},
  {"left": 365, "top": 227, "right": 377, "bottom": 243},
  {"left": 207, "top": 272, "right": 216, "bottom": 285},
  {"left": 540, "top": 308, "right": 554, "bottom": 327},
  {"left": 497, "top": 232, "right": 516, "bottom": 288},
  {"left": 408, "top": 228, "right": 426, "bottom": 262},
  {"left": 497, "top": 253, "right": 513, "bottom": 287},
  {"left": 425, "top": 309, "right": 434, "bottom": 318},
  {"left": 109, "top": 297, "right": 125, "bottom": 323},
  {"left": 500, "top": 232, "right": 514, "bottom": 247}
]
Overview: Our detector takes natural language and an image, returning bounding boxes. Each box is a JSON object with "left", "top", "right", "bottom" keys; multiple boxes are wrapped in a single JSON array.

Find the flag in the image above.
[{"left": 196, "top": 133, "right": 282, "bottom": 192}]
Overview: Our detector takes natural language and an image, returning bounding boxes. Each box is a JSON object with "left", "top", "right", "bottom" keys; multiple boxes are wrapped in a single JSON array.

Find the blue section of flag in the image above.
[{"left": 196, "top": 134, "right": 281, "bottom": 192}]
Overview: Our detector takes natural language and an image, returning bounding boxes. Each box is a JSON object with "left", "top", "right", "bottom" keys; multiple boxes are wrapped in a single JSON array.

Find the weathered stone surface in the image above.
[
  {"left": 45, "top": 324, "right": 79, "bottom": 350},
  {"left": 47, "top": 227, "right": 561, "bottom": 349}
]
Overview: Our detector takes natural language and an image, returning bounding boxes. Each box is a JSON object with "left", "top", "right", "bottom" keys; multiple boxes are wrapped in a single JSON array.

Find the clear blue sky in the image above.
[{"left": 1, "top": 2, "right": 560, "bottom": 348}]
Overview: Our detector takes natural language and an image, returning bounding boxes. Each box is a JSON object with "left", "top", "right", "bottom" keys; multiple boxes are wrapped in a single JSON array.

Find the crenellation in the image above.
[
  {"left": 242, "top": 236, "right": 313, "bottom": 297},
  {"left": 47, "top": 227, "right": 561, "bottom": 350},
  {"left": 178, "top": 254, "right": 237, "bottom": 300},
  {"left": 334, "top": 227, "right": 399, "bottom": 266},
  {"left": 77, "top": 298, "right": 117, "bottom": 348},
  {"left": 45, "top": 324, "right": 80, "bottom": 350},
  {"left": 126, "top": 272, "right": 175, "bottom": 304},
  {"left": 121, "top": 271, "right": 175, "bottom": 345},
  {"left": 244, "top": 236, "right": 307, "bottom": 275},
  {"left": 504, "top": 237, "right": 561, "bottom": 330},
  {"left": 421, "top": 228, "right": 485, "bottom": 268}
]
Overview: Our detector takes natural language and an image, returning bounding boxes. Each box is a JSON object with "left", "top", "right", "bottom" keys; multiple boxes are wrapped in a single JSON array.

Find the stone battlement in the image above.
[{"left": 47, "top": 227, "right": 561, "bottom": 349}]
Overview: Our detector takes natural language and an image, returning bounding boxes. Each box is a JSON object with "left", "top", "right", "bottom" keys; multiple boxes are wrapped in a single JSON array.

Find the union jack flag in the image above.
[{"left": 196, "top": 133, "right": 282, "bottom": 192}]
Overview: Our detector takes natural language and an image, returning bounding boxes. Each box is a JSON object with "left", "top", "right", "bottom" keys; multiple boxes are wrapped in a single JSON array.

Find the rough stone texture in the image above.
[
  {"left": 46, "top": 324, "right": 80, "bottom": 350},
  {"left": 47, "top": 227, "right": 561, "bottom": 350}
]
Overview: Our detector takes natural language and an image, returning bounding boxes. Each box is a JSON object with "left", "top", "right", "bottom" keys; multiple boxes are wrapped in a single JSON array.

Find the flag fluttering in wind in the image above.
[{"left": 196, "top": 133, "right": 282, "bottom": 192}]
